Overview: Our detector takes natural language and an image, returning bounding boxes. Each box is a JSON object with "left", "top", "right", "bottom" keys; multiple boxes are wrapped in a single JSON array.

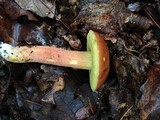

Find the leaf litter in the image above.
[{"left": 0, "top": 0, "right": 160, "bottom": 120}]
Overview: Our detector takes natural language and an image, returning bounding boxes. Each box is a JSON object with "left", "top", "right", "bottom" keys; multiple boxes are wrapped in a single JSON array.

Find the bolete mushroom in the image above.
[{"left": 0, "top": 30, "right": 110, "bottom": 91}]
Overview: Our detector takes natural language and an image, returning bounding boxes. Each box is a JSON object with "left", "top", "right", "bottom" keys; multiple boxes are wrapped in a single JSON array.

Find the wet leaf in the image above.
[{"left": 12, "top": 22, "right": 53, "bottom": 45}]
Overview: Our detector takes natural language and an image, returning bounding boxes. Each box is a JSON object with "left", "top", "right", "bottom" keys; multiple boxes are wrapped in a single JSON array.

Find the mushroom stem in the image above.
[
  {"left": 0, "top": 44, "right": 92, "bottom": 70},
  {"left": 0, "top": 30, "right": 110, "bottom": 91}
]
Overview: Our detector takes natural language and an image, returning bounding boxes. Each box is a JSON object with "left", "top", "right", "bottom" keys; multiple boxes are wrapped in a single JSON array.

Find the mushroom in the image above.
[{"left": 0, "top": 30, "right": 110, "bottom": 91}]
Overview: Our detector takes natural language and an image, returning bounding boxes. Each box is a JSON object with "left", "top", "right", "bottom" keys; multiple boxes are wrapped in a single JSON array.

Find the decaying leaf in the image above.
[
  {"left": 0, "top": 0, "right": 37, "bottom": 20},
  {"left": 113, "top": 54, "right": 146, "bottom": 92},
  {"left": 41, "top": 90, "right": 55, "bottom": 104},
  {"left": 109, "top": 88, "right": 137, "bottom": 119},
  {"left": 0, "top": 76, "right": 9, "bottom": 104},
  {"left": 0, "top": 2, "right": 53, "bottom": 45},
  {"left": 37, "top": 65, "right": 65, "bottom": 92},
  {"left": 63, "top": 35, "right": 82, "bottom": 50},
  {"left": 52, "top": 77, "right": 65, "bottom": 92},
  {"left": 41, "top": 76, "right": 65, "bottom": 104},
  {"left": 0, "top": 7, "right": 13, "bottom": 43},
  {"left": 72, "top": 0, "right": 152, "bottom": 41},
  {"left": 138, "top": 65, "right": 160, "bottom": 120},
  {"left": 15, "top": 0, "right": 56, "bottom": 18},
  {"left": 75, "top": 107, "right": 90, "bottom": 120},
  {"left": 12, "top": 22, "right": 53, "bottom": 45}
]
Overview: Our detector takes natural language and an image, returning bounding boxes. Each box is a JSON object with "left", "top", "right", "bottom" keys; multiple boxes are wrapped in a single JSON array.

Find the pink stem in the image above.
[{"left": 10, "top": 46, "right": 92, "bottom": 70}]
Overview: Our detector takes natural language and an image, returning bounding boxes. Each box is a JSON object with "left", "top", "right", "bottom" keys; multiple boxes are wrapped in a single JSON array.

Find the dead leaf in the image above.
[
  {"left": 12, "top": 22, "right": 52, "bottom": 45},
  {"left": 72, "top": 1, "right": 152, "bottom": 39},
  {"left": 52, "top": 77, "right": 65, "bottom": 92},
  {"left": 109, "top": 88, "right": 136, "bottom": 119},
  {"left": 41, "top": 76, "right": 65, "bottom": 104},
  {"left": 75, "top": 107, "right": 90, "bottom": 120},
  {"left": 63, "top": 35, "right": 82, "bottom": 50},
  {"left": 0, "top": 7, "right": 13, "bottom": 43},
  {"left": 15, "top": 0, "right": 56, "bottom": 18},
  {"left": 113, "top": 54, "right": 146, "bottom": 95},
  {"left": 0, "top": 0, "right": 37, "bottom": 21},
  {"left": 138, "top": 65, "right": 160, "bottom": 120},
  {"left": 41, "top": 90, "right": 55, "bottom": 104}
]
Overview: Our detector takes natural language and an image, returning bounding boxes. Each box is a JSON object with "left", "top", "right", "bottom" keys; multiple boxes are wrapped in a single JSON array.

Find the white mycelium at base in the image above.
[
  {"left": 0, "top": 43, "right": 13, "bottom": 60},
  {"left": 0, "top": 43, "right": 26, "bottom": 63}
]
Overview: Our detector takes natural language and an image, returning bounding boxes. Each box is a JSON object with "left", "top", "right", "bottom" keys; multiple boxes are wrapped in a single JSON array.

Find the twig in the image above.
[
  {"left": 120, "top": 105, "right": 133, "bottom": 120},
  {"left": 120, "top": 39, "right": 140, "bottom": 54},
  {"left": 39, "top": 0, "right": 71, "bottom": 32},
  {"left": 87, "top": 97, "right": 94, "bottom": 114},
  {"left": 143, "top": 5, "right": 160, "bottom": 29},
  {"left": 124, "top": 50, "right": 140, "bottom": 60},
  {"left": 27, "top": 64, "right": 36, "bottom": 74}
]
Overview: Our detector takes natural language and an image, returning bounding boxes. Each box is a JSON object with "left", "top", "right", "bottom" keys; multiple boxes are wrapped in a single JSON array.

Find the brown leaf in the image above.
[
  {"left": 75, "top": 107, "right": 90, "bottom": 120},
  {"left": 41, "top": 90, "right": 55, "bottom": 104},
  {"left": 52, "top": 77, "right": 65, "bottom": 92},
  {"left": 72, "top": 1, "right": 152, "bottom": 37},
  {"left": 63, "top": 35, "right": 82, "bottom": 50},
  {"left": 0, "top": 76, "right": 10, "bottom": 104},
  {"left": 138, "top": 65, "right": 160, "bottom": 120},
  {"left": 0, "top": 7, "right": 13, "bottom": 43},
  {"left": 109, "top": 89, "right": 136, "bottom": 119},
  {"left": 113, "top": 54, "right": 146, "bottom": 95},
  {"left": 72, "top": 1, "right": 120, "bottom": 36},
  {"left": 0, "top": 6, "right": 51, "bottom": 45},
  {"left": 0, "top": 0, "right": 37, "bottom": 21},
  {"left": 15, "top": 0, "right": 56, "bottom": 18},
  {"left": 41, "top": 76, "right": 65, "bottom": 104},
  {"left": 12, "top": 22, "right": 52, "bottom": 45}
]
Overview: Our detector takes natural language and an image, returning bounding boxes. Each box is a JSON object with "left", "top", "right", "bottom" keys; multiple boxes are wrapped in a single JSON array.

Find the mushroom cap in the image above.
[{"left": 87, "top": 30, "right": 110, "bottom": 91}]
